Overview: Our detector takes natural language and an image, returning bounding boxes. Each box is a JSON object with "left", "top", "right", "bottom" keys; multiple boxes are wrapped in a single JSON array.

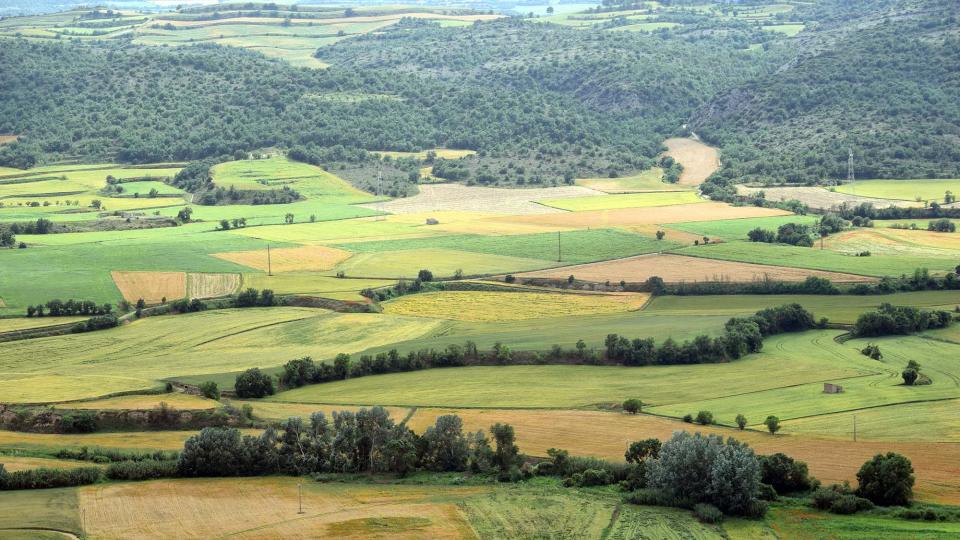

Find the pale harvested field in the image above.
[
  {"left": 159, "top": 12, "right": 503, "bottom": 27},
  {"left": 0, "top": 455, "right": 100, "bottom": 472},
  {"left": 519, "top": 254, "right": 875, "bottom": 284},
  {"left": 57, "top": 393, "right": 219, "bottom": 411},
  {"left": 187, "top": 272, "right": 241, "bottom": 299},
  {"left": 230, "top": 401, "right": 411, "bottom": 422},
  {"left": 663, "top": 138, "right": 720, "bottom": 186},
  {"left": 111, "top": 271, "right": 186, "bottom": 303},
  {"left": 737, "top": 185, "right": 922, "bottom": 210},
  {"left": 823, "top": 228, "right": 960, "bottom": 259},
  {"left": 0, "top": 135, "right": 17, "bottom": 145},
  {"left": 408, "top": 408, "right": 960, "bottom": 504},
  {"left": 383, "top": 211, "right": 572, "bottom": 236},
  {"left": 213, "top": 245, "right": 352, "bottom": 273},
  {"left": 361, "top": 184, "right": 604, "bottom": 215},
  {"left": 382, "top": 291, "right": 650, "bottom": 322},
  {"left": 495, "top": 202, "right": 790, "bottom": 229},
  {"left": 0, "top": 430, "right": 257, "bottom": 452},
  {"left": 79, "top": 477, "right": 487, "bottom": 539}
]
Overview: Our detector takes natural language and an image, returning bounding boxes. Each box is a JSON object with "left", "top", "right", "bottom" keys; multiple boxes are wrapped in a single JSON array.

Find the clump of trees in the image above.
[
  {"left": 928, "top": 218, "right": 956, "bottom": 232},
  {"left": 27, "top": 299, "right": 112, "bottom": 317},
  {"left": 860, "top": 343, "right": 883, "bottom": 360},
  {"left": 70, "top": 314, "right": 119, "bottom": 333},
  {"left": 746, "top": 223, "right": 813, "bottom": 247},
  {"left": 234, "top": 288, "right": 276, "bottom": 308},
  {"left": 853, "top": 304, "right": 952, "bottom": 337},
  {"left": 234, "top": 368, "right": 275, "bottom": 398},
  {"left": 901, "top": 360, "right": 929, "bottom": 386}
]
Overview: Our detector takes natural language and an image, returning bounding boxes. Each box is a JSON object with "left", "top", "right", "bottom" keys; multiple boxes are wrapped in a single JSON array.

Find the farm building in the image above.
[{"left": 823, "top": 383, "right": 844, "bottom": 394}]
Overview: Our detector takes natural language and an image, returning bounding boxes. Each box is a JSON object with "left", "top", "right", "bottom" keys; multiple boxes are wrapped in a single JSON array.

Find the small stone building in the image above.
[
  {"left": 823, "top": 382, "right": 844, "bottom": 394},
  {"left": 425, "top": 218, "right": 439, "bottom": 225}
]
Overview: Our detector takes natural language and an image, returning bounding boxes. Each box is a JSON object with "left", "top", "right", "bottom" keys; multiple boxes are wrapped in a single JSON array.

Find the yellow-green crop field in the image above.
[
  {"left": 382, "top": 290, "right": 650, "bottom": 321},
  {"left": 834, "top": 179, "right": 960, "bottom": 201},
  {"left": 538, "top": 191, "right": 704, "bottom": 211}
]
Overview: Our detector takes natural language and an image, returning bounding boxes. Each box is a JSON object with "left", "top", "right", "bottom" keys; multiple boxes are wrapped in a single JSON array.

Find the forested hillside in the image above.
[{"left": 695, "top": 0, "right": 960, "bottom": 185}]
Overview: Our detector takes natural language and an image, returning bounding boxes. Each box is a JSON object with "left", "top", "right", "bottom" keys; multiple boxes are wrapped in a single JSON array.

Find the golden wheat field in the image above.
[
  {"left": 213, "top": 245, "right": 353, "bottom": 273},
  {"left": 111, "top": 271, "right": 186, "bottom": 303},
  {"left": 0, "top": 455, "right": 102, "bottom": 473},
  {"left": 56, "top": 393, "right": 219, "bottom": 411},
  {"left": 496, "top": 202, "right": 790, "bottom": 229},
  {"left": 187, "top": 272, "right": 241, "bottom": 299},
  {"left": 381, "top": 291, "right": 650, "bottom": 321}
]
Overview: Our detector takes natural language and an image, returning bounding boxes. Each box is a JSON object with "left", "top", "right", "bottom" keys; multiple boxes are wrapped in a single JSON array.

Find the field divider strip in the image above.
[{"left": 191, "top": 314, "right": 324, "bottom": 347}]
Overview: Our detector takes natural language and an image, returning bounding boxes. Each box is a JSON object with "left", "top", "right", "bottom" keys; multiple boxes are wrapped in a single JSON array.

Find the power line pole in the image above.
[
  {"left": 853, "top": 414, "right": 857, "bottom": 442},
  {"left": 557, "top": 231, "right": 561, "bottom": 262},
  {"left": 847, "top": 147, "right": 855, "bottom": 194},
  {"left": 267, "top": 244, "right": 272, "bottom": 276},
  {"left": 298, "top": 482, "right": 304, "bottom": 514},
  {"left": 376, "top": 166, "right": 384, "bottom": 221}
]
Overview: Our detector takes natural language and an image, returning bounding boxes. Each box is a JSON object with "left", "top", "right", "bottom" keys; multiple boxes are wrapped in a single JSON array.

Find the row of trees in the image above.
[
  {"left": 853, "top": 304, "right": 953, "bottom": 337},
  {"left": 605, "top": 303, "right": 818, "bottom": 366},
  {"left": 26, "top": 299, "right": 112, "bottom": 317}
]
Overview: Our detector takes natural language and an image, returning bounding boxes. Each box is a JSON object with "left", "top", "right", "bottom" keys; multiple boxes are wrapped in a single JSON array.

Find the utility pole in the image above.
[
  {"left": 298, "top": 482, "right": 304, "bottom": 514},
  {"left": 267, "top": 244, "right": 272, "bottom": 276},
  {"left": 853, "top": 414, "right": 857, "bottom": 442},
  {"left": 847, "top": 147, "right": 855, "bottom": 194},
  {"left": 557, "top": 231, "right": 561, "bottom": 262},
  {"left": 376, "top": 166, "right": 384, "bottom": 221}
]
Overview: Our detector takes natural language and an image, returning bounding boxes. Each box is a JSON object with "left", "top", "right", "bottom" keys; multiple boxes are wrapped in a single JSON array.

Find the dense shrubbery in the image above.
[
  {"left": 234, "top": 368, "right": 275, "bottom": 398},
  {"left": 666, "top": 276, "right": 839, "bottom": 296},
  {"left": 26, "top": 298, "right": 112, "bottom": 317},
  {"left": 106, "top": 459, "right": 178, "bottom": 481},
  {"left": 856, "top": 452, "right": 915, "bottom": 506},
  {"left": 759, "top": 453, "right": 816, "bottom": 495},
  {"left": 0, "top": 466, "right": 101, "bottom": 490},
  {"left": 71, "top": 314, "right": 119, "bottom": 333},
  {"left": 853, "top": 304, "right": 952, "bottom": 337},
  {"left": 234, "top": 288, "right": 276, "bottom": 308}
]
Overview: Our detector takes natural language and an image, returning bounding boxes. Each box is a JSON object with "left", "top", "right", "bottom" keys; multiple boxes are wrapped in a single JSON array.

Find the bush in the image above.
[
  {"left": 234, "top": 368, "right": 275, "bottom": 398},
  {"left": 199, "top": 381, "right": 220, "bottom": 400},
  {"left": 622, "top": 398, "right": 642, "bottom": 414},
  {"left": 812, "top": 483, "right": 852, "bottom": 510},
  {"left": 693, "top": 503, "right": 724, "bottom": 524},
  {"left": 695, "top": 410, "right": 714, "bottom": 425},
  {"left": 856, "top": 452, "right": 915, "bottom": 506},
  {"left": 759, "top": 453, "right": 815, "bottom": 494},
  {"left": 574, "top": 468, "right": 614, "bottom": 487},
  {"left": 106, "top": 459, "right": 178, "bottom": 481},
  {"left": 624, "top": 488, "right": 690, "bottom": 509},
  {"left": 682, "top": 414, "right": 693, "bottom": 423},
  {"left": 830, "top": 494, "right": 874, "bottom": 515},
  {"left": 60, "top": 411, "right": 98, "bottom": 433},
  {"left": 0, "top": 467, "right": 101, "bottom": 490},
  {"left": 757, "top": 483, "right": 778, "bottom": 501}
]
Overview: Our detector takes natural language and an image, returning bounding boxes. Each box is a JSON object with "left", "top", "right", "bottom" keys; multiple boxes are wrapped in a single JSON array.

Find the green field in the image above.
[
  {"left": 0, "top": 488, "right": 80, "bottom": 537},
  {"left": 0, "top": 308, "right": 441, "bottom": 403},
  {"left": 783, "top": 399, "right": 960, "bottom": 442},
  {"left": 575, "top": 168, "right": 686, "bottom": 193},
  {"left": 835, "top": 179, "right": 960, "bottom": 202},
  {"left": 645, "top": 290, "right": 960, "bottom": 324},
  {"left": 673, "top": 241, "right": 958, "bottom": 277},
  {"left": 667, "top": 215, "right": 819, "bottom": 241},
  {"left": 538, "top": 191, "right": 703, "bottom": 211}
]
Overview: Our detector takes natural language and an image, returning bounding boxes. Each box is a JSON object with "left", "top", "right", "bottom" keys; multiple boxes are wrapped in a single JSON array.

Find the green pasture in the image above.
[
  {"left": 538, "top": 191, "right": 703, "bottom": 211},
  {"left": 336, "top": 248, "right": 552, "bottom": 279},
  {"left": 0, "top": 308, "right": 441, "bottom": 403},
  {"left": 576, "top": 168, "right": 688, "bottom": 193},
  {"left": 666, "top": 215, "right": 818, "bottom": 241},
  {"left": 0, "top": 488, "right": 80, "bottom": 537},
  {"left": 608, "top": 22, "right": 682, "bottom": 32},
  {"left": 673, "top": 241, "right": 958, "bottom": 277},
  {"left": 834, "top": 179, "right": 960, "bottom": 202},
  {"left": 765, "top": 504, "right": 960, "bottom": 539},
  {"left": 783, "top": 399, "right": 960, "bottom": 442},
  {"left": 645, "top": 290, "right": 960, "bottom": 324},
  {"left": 266, "top": 330, "right": 866, "bottom": 409},
  {"left": 0, "top": 232, "right": 278, "bottom": 314},
  {"left": 647, "top": 333, "right": 960, "bottom": 427},
  {"left": 338, "top": 228, "right": 676, "bottom": 265},
  {"left": 229, "top": 218, "right": 433, "bottom": 245},
  {"left": 242, "top": 273, "right": 394, "bottom": 300},
  {"left": 114, "top": 181, "right": 184, "bottom": 196}
]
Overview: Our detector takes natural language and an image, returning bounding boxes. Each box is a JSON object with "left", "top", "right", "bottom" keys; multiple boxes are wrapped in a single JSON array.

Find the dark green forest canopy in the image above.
[
  {"left": 694, "top": 0, "right": 960, "bottom": 184},
  {"left": 0, "top": 19, "right": 776, "bottom": 173}
]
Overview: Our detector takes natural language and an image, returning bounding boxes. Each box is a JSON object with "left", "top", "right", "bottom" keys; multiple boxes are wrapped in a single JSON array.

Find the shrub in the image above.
[
  {"left": 759, "top": 453, "right": 815, "bottom": 494},
  {"left": 735, "top": 414, "right": 748, "bottom": 430},
  {"left": 812, "top": 483, "right": 852, "bottom": 510},
  {"left": 856, "top": 452, "right": 914, "bottom": 506},
  {"left": 0, "top": 467, "right": 101, "bottom": 490},
  {"left": 764, "top": 416, "right": 781, "bottom": 434},
  {"left": 622, "top": 398, "right": 642, "bottom": 414},
  {"left": 234, "top": 368, "right": 275, "bottom": 398},
  {"left": 576, "top": 468, "right": 614, "bottom": 487},
  {"left": 757, "top": 483, "right": 778, "bottom": 501},
  {"left": 695, "top": 410, "right": 713, "bottom": 425},
  {"left": 830, "top": 494, "right": 874, "bottom": 515},
  {"left": 682, "top": 414, "right": 693, "bottom": 423},
  {"left": 60, "top": 411, "right": 98, "bottom": 433},
  {"left": 199, "top": 381, "right": 220, "bottom": 400},
  {"left": 624, "top": 488, "right": 690, "bottom": 508},
  {"left": 693, "top": 503, "right": 724, "bottom": 524},
  {"left": 625, "top": 439, "right": 661, "bottom": 464},
  {"left": 106, "top": 459, "right": 178, "bottom": 481}
]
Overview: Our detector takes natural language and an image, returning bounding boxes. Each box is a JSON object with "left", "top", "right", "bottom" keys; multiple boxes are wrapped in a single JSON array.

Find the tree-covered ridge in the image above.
[{"left": 695, "top": 0, "right": 960, "bottom": 185}]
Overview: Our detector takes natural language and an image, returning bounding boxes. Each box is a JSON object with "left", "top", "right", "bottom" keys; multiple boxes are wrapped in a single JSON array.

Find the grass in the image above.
[
  {"left": 667, "top": 215, "right": 819, "bottom": 241},
  {"left": 339, "top": 228, "right": 677, "bottom": 266},
  {"left": 381, "top": 291, "right": 649, "bottom": 322},
  {"left": 538, "top": 191, "right": 703, "bottom": 211},
  {"left": 575, "top": 168, "right": 688, "bottom": 193},
  {"left": 0, "top": 316, "right": 87, "bottom": 332},
  {"left": 242, "top": 273, "right": 394, "bottom": 300},
  {"left": 267, "top": 332, "right": 865, "bottom": 409},
  {"left": 0, "top": 308, "right": 440, "bottom": 403},
  {"left": 0, "top": 455, "right": 104, "bottom": 472},
  {"left": 765, "top": 505, "right": 960, "bottom": 539},
  {"left": 56, "top": 392, "right": 220, "bottom": 411},
  {"left": 783, "top": 399, "right": 960, "bottom": 442},
  {"left": 834, "top": 179, "right": 960, "bottom": 202},
  {"left": 336, "top": 248, "right": 552, "bottom": 278},
  {"left": 0, "top": 488, "right": 80, "bottom": 536},
  {"left": 213, "top": 245, "right": 352, "bottom": 273},
  {"left": 673, "top": 241, "right": 958, "bottom": 277},
  {"left": 645, "top": 290, "right": 960, "bottom": 324}
]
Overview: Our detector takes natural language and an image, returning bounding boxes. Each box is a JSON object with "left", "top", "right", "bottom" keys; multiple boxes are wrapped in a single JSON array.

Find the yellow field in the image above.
[
  {"left": 187, "top": 272, "right": 241, "bottom": 299},
  {"left": 0, "top": 374, "right": 164, "bottom": 404},
  {"left": 57, "top": 393, "right": 219, "bottom": 411},
  {"left": 111, "top": 271, "right": 186, "bottom": 303},
  {"left": 823, "top": 227, "right": 960, "bottom": 258},
  {"left": 576, "top": 168, "right": 681, "bottom": 193},
  {"left": 0, "top": 455, "right": 100, "bottom": 472},
  {"left": 0, "top": 135, "right": 18, "bottom": 145},
  {"left": 520, "top": 254, "right": 875, "bottom": 284},
  {"left": 663, "top": 137, "right": 720, "bottom": 186},
  {"left": 406, "top": 408, "right": 960, "bottom": 504},
  {"left": 0, "top": 316, "right": 87, "bottom": 333},
  {"left": 381, "top": 291, "right": 650, "bottom": 322},
  {"left": 381, "top": 211, "right": 571, "bottom": 236},
  {"left": 229, "top": 401, "right": 411, "bottom": 422},
  {"left": 376, "top": 148, "right": 476, "bottom": 160},
  {"left": 229, "top": 217, "right": 437, "bottom": 245},
  {"left": 79, "top": 477, "right": 488, "bottom": 539},
  {"left": 213, "top": 245, "right": 352, "bottom": 273},
  {"left": 497, "top": 202, "right": 790, "bottom": 229},
  {"left": 0, "top": 429, "right": 246, "bottom": 452},
  {"left": 335, "top": 248, "right": 551, "bottom": 278},
  {"left": 538, "top": 191, "right": 704, "bottom": 211}
]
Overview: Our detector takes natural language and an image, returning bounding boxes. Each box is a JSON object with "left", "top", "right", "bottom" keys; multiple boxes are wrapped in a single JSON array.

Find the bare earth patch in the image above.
[
  {"left": 519, "top": 254, "right": 875, "bottom": 283},
  {"left": 737, "top": 185, "right": 922, "bottom": 210},
  {"left": 213, "top": 245, "right": 352, "bottom": 273},
  {"left": 663, "top": 138, "right": 720, "bottom": 186},
  {"left": 362, "top": 184, "right": 604, "bottom": 215},
  {"left": 0, "top": 135, "right": 17, "bottom": 146},
  {"left": 111, "top": 271, "right": 187, "bottom": 303},
  {"left": 187, "top": 272, "right": 241, "bottom": 299}
]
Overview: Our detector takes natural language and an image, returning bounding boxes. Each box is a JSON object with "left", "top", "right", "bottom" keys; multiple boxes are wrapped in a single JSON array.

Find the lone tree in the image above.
[
  {"left": 622, "top": 398, "right": 642, "bottom": 414},
  {"left": 735, "top": 414, "right": 748, "bottom": 430},
  {"left": 656, "top": 230, "right": 665, "bottom": 240},
  {"left": 490, "top": 423, "right": 520, "bottom": 475},
  {"left": 417, "top": 269, "right": 434, "bottom": 282},
  {"left": 235, "top": 368, "right": 275, "bottom": 398},
  {"left": 856, "top": 452, "right": 914, "bottom": 506},
  {"left": 764, "top": 416, "right": 781, "bottom": 435}
]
